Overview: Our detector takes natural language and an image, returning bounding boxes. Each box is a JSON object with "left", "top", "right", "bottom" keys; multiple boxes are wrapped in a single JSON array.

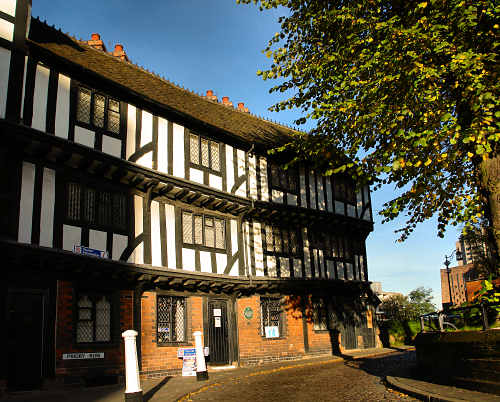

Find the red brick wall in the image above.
[
  {"left": 55, "top": 281, "right": 133, "bottom": 381},
  {"left": 140, "top": 292, "right": 203, "bottom": 379}
]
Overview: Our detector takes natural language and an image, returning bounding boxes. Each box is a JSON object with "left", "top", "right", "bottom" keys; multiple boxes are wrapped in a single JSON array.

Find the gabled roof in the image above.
[{"left": 28, "top": 18, "right": 303, "bottom": 148}]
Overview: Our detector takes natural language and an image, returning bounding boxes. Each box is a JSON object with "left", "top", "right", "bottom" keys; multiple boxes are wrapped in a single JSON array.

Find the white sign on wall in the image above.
[
  {"left": 265, "top": 326, "right": 279, "bottom": 338},
  {"left": 62, "top": 352, "right": 104, "bottom": 360},
  {"left": 213, "top": 309, "right": 221, "bottom": 316}
]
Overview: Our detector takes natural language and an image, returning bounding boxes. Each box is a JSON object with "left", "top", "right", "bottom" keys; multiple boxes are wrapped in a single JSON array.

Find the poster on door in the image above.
[{"left": 214, "top": 316, "right": 221, "bottom": 327}]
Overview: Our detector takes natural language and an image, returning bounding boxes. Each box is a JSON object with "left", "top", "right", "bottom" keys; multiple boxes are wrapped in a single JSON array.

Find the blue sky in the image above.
[{"left": 32, "top": 0, "right": 461, "bottom": 306}]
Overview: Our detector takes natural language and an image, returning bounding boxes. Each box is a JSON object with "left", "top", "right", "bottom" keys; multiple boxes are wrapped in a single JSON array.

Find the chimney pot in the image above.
[
  {"left": 91, "top": 33, "right": 100, "bottom": 41},
  {"left": 222, "top": 96, "right": 229, "bottom": 104},
  {"left": 238, "top": 102, "right": 244, "bottom": 109},
  {"left": 206, "top": 90, "right": 213, "bottom": 97},
  {"left": 114, "top": 44, "right": 124, "bottom": 52}
]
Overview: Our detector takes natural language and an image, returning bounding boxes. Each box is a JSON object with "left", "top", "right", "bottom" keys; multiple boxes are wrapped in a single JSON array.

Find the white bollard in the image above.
[
  {"left": 122, "top": 330, "right": 143, "bottom": 401},
  {"left": 193, "top": 331, "right": 208, "bottom": 381}
]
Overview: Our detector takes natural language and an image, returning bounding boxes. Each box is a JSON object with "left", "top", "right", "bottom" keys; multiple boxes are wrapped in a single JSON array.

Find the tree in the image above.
[
  {"left": 380, "top": 287, "right": 435, "bottom": 322},
  {"left": 239, "top": 0, "right": 499, "bottom": 271},
  {"left": 408, "top": 287, "right": 435, "bottom": 317}
]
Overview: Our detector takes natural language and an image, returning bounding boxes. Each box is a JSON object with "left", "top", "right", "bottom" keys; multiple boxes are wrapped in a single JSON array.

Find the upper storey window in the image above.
[
  {"left": 270, "top": 163, "right": 298, "bottom": 194},
  {"left": 182, "top": 211, "right": 226, "bottom": 250},
  {"left": 333, "top": 176, "right": 357, "bottom": 217},
  {"left": 76, "top": 87, "right": 121, "bottom": 135},
  {"left": 189, "top": 133, "right": 221, "bottom": 173},
  {"left": 264, "top": 225, "right": 301, "bottom": 257}
]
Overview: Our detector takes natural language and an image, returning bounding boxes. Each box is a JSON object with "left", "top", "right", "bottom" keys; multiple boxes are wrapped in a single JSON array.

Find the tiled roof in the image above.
[{"left": 28, "top": 18, "right": 303, "bottom": 148}]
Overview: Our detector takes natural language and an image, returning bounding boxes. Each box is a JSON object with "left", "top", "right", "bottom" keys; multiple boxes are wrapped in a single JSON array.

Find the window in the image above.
[
  {"left": 270, "top": 162, "right": 298, "bottom": 194},
  {"left": 264, "top": 225, "right": 300, "bottom": 256},
  {"left": 66, "top": 183, "right": 128, "bottom": 231},
  {"left": 312, "top": 298, "right": 328, "bottom": 331},
  {"left": 76, "top": 87, "right": 121, "bottom": 135},
  {"left": 260, "top": 298, "right": 284, "bottom": 337},
  {"left": 189, "top": 133, "right": 220, "bottom": 172},
  {"left": 157, "top": 295, "right": 186, "bottom": 343},
  {"left": 76, "top": 293, "right": 112, "bottom": 343},
  {"left": 333, "top": 176, "right": 357, "bottom": 217},
  {"left": 182, "top": 211, "right": 225, "bottom": 250}
]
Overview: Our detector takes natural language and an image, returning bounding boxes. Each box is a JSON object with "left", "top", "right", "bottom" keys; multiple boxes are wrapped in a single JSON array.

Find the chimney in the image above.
[
  {"left": 205, "top": 90, "right": 217, "bottom": 102},
  {"left": 237, "top": 102, "right": 249, "bottom": 113},
  {"left": 222, "top": 96, "right": 233, "bottom": 107},
  {"left": 87, "top": 33, "right": 107, "bottom": 52},
  {"left": 112, "top": 44, "right": 129, "bottom": 62}
]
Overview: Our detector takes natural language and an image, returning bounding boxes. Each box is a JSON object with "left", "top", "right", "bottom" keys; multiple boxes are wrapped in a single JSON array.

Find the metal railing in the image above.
[{"left": 419, "top": 302, "right": 499, "bottom": 333}]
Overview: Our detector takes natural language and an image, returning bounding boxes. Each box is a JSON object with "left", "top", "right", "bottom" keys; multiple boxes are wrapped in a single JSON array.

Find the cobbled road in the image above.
[{"left": 184, "top": 351, "right": 417, "bottom": 401}]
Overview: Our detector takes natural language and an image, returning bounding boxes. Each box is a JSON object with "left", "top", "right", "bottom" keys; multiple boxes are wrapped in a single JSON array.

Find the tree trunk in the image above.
[{"left": 479, "top": 154, "right": 500, "bottom": 274}]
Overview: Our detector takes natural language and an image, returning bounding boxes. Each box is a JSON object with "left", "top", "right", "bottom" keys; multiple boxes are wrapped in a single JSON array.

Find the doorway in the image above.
[
  {"left": 7, "top": 289, "right": 45, "bottom": 390},
  {"left": 206, "top": 299, "right": 230, "bottom": 365}
]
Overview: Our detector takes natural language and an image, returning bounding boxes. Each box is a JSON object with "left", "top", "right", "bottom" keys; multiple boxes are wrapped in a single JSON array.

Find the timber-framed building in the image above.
[{"left": 0, "top": 0, "right": 380, "bottom": 390}]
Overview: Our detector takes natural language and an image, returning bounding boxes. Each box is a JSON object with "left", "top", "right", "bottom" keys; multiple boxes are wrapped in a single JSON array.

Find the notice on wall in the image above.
[
  {"left": 213, "top": 308, "right": 222, "bottom": 316},
  {"left": 264, "top": 326, "right": 279, "bottom": 338},
  {"left": 62, "top": 352, "right": 104, "bottom": 360},
  {"left": 214, "top": 316, "right": 221, "bottom": 327},
  {"left": 73, "top": 245, "right": 108, "bottom": 258}
]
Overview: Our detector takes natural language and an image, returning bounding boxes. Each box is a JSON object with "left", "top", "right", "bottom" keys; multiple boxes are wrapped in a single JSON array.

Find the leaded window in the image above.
[
  {"left": 76, "top": 87, "right": 121, "bottom": 135},
  {"left": 270, "top": 162, "right": 298, "bottom": 194},
  {"left": 76, "top": 293, "right": 111, "bottom": 343},
  {"left": 189, "top": 133, "right": 221, "bottom": 172},
  {"left": 260, "top": 298, "right": 284, "bottom": 337},
  {"left": 264, "top": 225, "right": 300, "bottom": 256},
  {"left": 182, "top": 211, "right": 225, "bottom": 250},
  {"left": 66, "top": 183, "right": 128, "bottom": 232},
  {"left": 312, "top": 298, "right": 328, "bottom": 331},
  {"left": 157, "top": 295, "right": 186, "bottom": 343}
]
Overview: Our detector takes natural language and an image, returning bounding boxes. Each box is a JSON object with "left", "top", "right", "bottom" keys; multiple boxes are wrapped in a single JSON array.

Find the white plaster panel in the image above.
[
  {"left": 136, "top": 152, "right": 152, "bottom": 169},
  {"left": 280, "top": 257, "right": 290, "bottom": 278},
  {"left": 0, "top": 0, "right": 16, "bottom": 16},
  {"left": 189, "top": 168, "right": 203, "bottom": 184},
  {"left": 151, "top": 201, "right": 162, "bottom": 267},
  {"left": 235, "top": 183, "right": 246, "bottom": 197},
  {"left": 248, "top": 155, "right": 257, "bottom": 200},
  {"left": 18, "top": 162, "right": 35, "bottom": 243},
  {"left": 200, "top": 251, "right": 212, "bottom": 273},
  {"left": 309, "top": 171, "right": 317, "bottom": 209},
  {"left": 357, "top": 191, "right": 363, "bottom": 217},
  {"left": 182, "top": 248, "right": 195, "bottom": 271},
  {"left": 141, "top": 111, "right": 153, "bottom": 145},
  {"left": 228, "top": 259, "right": 239, "bottom": 276},
  {"left": 157, "top": 117, "right": 168, "bottom": 174},
  {"left": 346, "top": 263, "right": 354, "bottom": 280},
  {"left": 267, "top": 255, "right": 277, "bottom": 277},
  {"left": 327, "top": 260, "right": 335, "bottom": 279},
  {"left": 20, "top": 55, "right": 27, "bottom": 118},
  {"left": 165, "top": 204, "right": 176, "bottom": 268},
  {"left": 55, "top": 74, "right": 70, "bottom": 139},
  {"left": 271, "top": 189, "right": 283, "bottom": 204},
  {"left": 133, "top": 195, "right": 144, "bottom": 265},
  {"left": 299, "top": 167, "right": 307, "bottom": 207},
  {"left": 32, "top": 64, "right": 50, "bottom": 131},
  {"left": 102, "top": 135, "right": 122, "bottom": 158},
  {"left": 62, "top": 225, "right": 81, "bottom": 252},
  {"left": 172, "top": 123, "right": 185, "bottom": 178},
  {"left": 112, "top": 234, "right": 128, "bottom": 261},
  {"left": 347, "top": 204, "right": 356, "bottom": 218},
  {"left": 318, "top": 249, "right": 325, "bottom": 277},
  {"left": 335, "top": 201, "right": 345, "bottom": 215},
  {"left": 303, "top": 228, "right": 312, "bottom": 278},
  {"left": 39, "top": 168, "right": 55, "bottom": 247},
  {"left": 326, "top": 177, "right": 334, "bottom": 212},
  {"left": 236, "top": 149, "right": 245, "bottom": 176},
  {"left": 337, "top": 262, "right": 345, "bottom": 280},
  {"left": 253, "top": 222, "right": 264, "bottom": 276},
  {"left": 216, "top": 253, "right": 227, "bottom": 275},
  {"left": 225, "top": 145, "right": 234, "bottom": 192},
  {"left": 126, "top": 104, "right": 136, "bottom": 159},
  {"left": 209, "top": 174, "right": 222, "bottom": 190},
  {"left": 230, "top": 219, "right": 238, "bottom": 255},
  {"left": 244, "top": 222, "right": 251, "bottom": 276},
  {"left": 312, "top": 249, "right": 318, "bottom": 277},
  {"left": 0, "top": 19, "right": 14, "bottom": 42},
  {"left": 0, "top": 48, "right": 9, "bottom": 119},
  {"left": 74, "top": 126, "right": 95, "bottom": 148},
  {"left": 287, "top": 194, "right": 297, "bottom": 206},
  {"left": 360, "top": 255, "right": 366, "bottom": 281},
  {"left": 293, "top": 258, "right": 302, "bottom": 278},
  {"left": 259, "top": 157, "right": 269, "bottom": 202},
  {"left": 317, "top": 175, "right": 325, "bottom": 211},
  {"left": 89, "top": 229, "right": 107, "bottom": 252}
]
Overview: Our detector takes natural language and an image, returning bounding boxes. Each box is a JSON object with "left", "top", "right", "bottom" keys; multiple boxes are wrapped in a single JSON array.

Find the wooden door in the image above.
[{"left": 207, "top": 299, "right": 229, "bottom": 365}]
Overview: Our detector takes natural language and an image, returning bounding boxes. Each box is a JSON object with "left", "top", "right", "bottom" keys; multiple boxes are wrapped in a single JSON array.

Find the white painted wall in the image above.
[
  {"left": 133, "top": 195, "right": 143, "bottom": 264},
  {"left": 225, "top": 145, "right": 234, "bottom": 192},
  {"left": 189, "top": 168, "right": 203, "bottom": 184},
  {"left": 0, "top": 48, "right": 9, "bottom": 119},
  {"left": 74, "top": 126, "right": 95, "bottom": 148},
  {"left": 248, "top": 155, "right": 257, "bottom": 200},
  {"left": 293, "top": 258, "right": 302, "bottom": 278},
  {"left": 209, "top": 174, "right": 222, "bottom": 190},
  {"left": 55, "top": 74, "right": 70, "bottom": 139},
  {"left": 32, "top": 64, "right": 50, "bottom": 132},
  {"left": 299, "top": 167, "right": 307, "bottom": 207},
  {"left": 126, "top": 104, "right": 136, "bottom": 159},
  {"left": 0, "top": 19, "right": 14, "bottom": 42},
  {"left": 137, "top": 110, "right": 153, "bottom": 168},
  {"left": 216, "top": 253, "right": 227, "bottom": 275},
  {"left": 309, "top": 171, "right": 317, "bottom": 209},
  {"left": 63, "top": 224, "right": 81, "bottom": 251},
  {"left": 157, "top": 117, "right": 168, "bottom": 174},
  {"left": 102, "top": 135, "right": 121, "bottom": 158},
  {"left": 327, "top": 260, "right": 335, "bottom": 279},
  {"left": 150, "top": 201, "right": 162, "bottom": 267},
  {"left": 280, "top": 257, "right": 290, "bottom": 278},
  {"left": 253, "top": 222, "right": 264, "bottom": 276},
  {"left": 259, "top": 157, "right": 269, "bottom": 202},
  {"left": 337, "top": 262, "right": 345, "bottom": 280},
  {"left": 165, "top": 204, "right": 176, "bottom": 268},
  {"left": 326, "top": 177, "right": 333, "bottom": 212},
  {"left": 0, "top": 0, "right": 16, "bottom": 16},
  {"left": 287, "top": 194, "right": 297, "bottom": 206},
  {"left": 182, "top": 248, "right": 195, "bottom": 271},
  {"left": 172, "top": 123, "right": 184, "bottom": 178},
  {"left": 200, "top": 251, "right": 211, "bottom": 273},
  {"left": 235, "top": 149, "right": 246, "bottom": 197},
  {"left": 317, "top": 175, "right": 325, "bottom": 210},
  {"left": 39, "top": 168, "right": 55, "bottom": 247},
  {"left": 267, "top": 255, "right": 277, "bottom": 277},
  {"left": 18, "top": 162, "right": 35, "bottom": 243},
  {"left": 303, "top": 228, "right": 312, "bottom": 278},
  {"left": 89, "top": 229, "right": 107, "bottom": 252},
  {"left": 112, "top": 234, "right": 128, "bottom": 261}
]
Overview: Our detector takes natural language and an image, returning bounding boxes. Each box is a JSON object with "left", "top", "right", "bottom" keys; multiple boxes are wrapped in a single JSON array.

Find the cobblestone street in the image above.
[{"left": 182, "top": 351, "right": 417, "bottom": 401}]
